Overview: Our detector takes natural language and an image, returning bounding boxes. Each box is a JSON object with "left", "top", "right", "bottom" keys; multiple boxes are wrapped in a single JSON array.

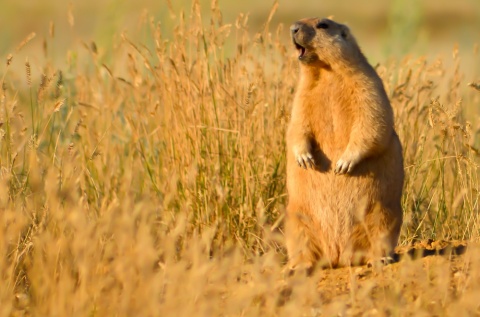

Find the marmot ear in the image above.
[{"left": 340, "top": 25, "right": 349, "bottom": 39}]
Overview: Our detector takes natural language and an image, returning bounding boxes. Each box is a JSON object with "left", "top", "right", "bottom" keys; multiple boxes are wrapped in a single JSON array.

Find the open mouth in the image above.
[{"left": 294, "top": 42, "right": 306, "bottom": 59}]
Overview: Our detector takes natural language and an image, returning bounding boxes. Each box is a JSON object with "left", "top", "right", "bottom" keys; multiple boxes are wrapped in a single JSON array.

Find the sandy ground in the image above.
[{"left": 276, "top": 240, "right": 479, "bottom": 316}]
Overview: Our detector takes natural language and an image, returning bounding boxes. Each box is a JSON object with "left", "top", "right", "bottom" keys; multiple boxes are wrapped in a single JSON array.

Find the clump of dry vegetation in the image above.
[{"left": 0, "top": 2, "right": 479, "bottom": 316}]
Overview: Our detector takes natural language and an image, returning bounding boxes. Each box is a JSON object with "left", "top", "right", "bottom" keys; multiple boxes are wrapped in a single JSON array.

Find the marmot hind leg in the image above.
[
  {"left": 345, "top": 203, "right": 402, "bottom": 266},
  {"left": 285, "top": 207, "right": 321, "bottom": 271}
]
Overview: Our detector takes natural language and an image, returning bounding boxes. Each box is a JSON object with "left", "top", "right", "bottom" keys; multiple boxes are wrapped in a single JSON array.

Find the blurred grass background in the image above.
[
  {"left": 1, "top": 0, "right": 479, "bottom": 66},
  {"left": 0, "top": 0, "right": 478, "bottom": 237}
]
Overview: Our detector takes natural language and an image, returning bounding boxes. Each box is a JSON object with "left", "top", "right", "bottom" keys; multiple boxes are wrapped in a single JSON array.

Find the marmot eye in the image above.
[{"left": 316, "top": 22, "right": 329, "bottom": 29}]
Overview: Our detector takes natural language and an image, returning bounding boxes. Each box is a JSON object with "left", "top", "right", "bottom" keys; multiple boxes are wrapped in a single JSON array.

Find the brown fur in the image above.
[{"left": 285, "top": 18, "right": 404, "bottom": 269}]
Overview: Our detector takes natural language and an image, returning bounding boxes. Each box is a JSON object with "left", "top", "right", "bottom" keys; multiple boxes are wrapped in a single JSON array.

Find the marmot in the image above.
[{"left": 285, "top": 17, "right": 404, "bottom": 269}]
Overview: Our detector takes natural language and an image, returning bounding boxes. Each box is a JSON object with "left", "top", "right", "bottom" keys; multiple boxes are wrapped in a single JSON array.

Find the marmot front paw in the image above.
[
  {"left": 334, "top": 152, "right": 360, "bottom": 174},
  {"left": 293, "top": 146, "right": 315, "bottom": 169}
]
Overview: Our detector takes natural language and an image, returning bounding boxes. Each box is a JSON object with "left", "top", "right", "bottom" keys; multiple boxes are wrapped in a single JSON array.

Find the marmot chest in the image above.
[{"left": 303, "top": 93, "right": 353, "bottom": 155}]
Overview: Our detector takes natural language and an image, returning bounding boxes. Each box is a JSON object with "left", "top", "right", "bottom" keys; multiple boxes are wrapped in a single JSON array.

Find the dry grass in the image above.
[{"left": 0, "top": 2, "right": 479, "bottom": 316}]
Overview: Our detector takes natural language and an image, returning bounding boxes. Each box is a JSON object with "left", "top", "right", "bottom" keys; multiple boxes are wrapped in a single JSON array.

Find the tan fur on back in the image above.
[{"left": 286, "top": 18, "right": 404, "bottom": 269}]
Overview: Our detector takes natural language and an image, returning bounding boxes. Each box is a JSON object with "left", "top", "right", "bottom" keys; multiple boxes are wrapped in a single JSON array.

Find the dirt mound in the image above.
[{"left": 279, "top": 240, "right": 479, "bottom": 315}]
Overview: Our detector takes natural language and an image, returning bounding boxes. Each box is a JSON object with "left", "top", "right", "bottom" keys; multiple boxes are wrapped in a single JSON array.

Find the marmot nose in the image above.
[{"left": 290, "top": 23, "right": 301, "bottom": 34}]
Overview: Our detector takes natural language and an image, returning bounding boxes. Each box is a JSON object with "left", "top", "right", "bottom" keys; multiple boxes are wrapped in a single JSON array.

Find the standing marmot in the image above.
[{"left": 285, "top": 17, "right": 404, "bottom": 269}]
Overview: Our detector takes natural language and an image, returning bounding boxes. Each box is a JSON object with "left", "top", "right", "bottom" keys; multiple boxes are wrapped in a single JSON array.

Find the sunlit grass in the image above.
[{"left": 0, "top": 2, "right": 479, "bottom": 316}]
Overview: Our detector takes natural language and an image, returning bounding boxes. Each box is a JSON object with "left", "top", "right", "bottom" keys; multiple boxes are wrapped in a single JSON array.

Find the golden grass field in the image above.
[{"left": 0, "top": 0, "right": 480, "bottom": 316}]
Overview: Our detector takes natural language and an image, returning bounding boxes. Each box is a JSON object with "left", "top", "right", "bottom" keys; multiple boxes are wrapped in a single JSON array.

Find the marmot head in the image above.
[{"left": 290, "top": 18, "right": 362, "bottom": 67}]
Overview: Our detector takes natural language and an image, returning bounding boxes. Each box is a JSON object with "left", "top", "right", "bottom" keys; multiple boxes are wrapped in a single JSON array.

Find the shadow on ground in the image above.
[{"left": 393, "top": 239, "right": 468, "bottom": 262}]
